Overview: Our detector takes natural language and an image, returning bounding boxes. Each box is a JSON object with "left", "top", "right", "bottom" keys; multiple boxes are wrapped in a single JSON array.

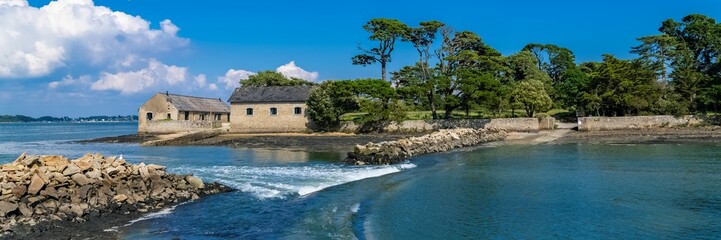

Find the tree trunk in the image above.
[
  {"left": 428, "top": 93, "right": 438, "bottom": 119},
  {"left": 381, "top": 61, "right": 387, "bottom": 82}
]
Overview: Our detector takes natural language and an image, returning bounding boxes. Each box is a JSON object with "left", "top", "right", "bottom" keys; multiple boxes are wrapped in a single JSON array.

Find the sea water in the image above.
[{"left": 1, "top": 122, "right": 721, "bottom": 239}]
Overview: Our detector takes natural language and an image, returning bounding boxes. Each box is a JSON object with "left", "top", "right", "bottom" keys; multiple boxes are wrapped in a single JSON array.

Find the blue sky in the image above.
[{"left": 1, "top": 0, "right": 720, "bottom": 117}]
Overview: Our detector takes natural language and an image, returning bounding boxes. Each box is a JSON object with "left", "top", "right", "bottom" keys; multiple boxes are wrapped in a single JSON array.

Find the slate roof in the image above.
[
  {"left": 163, "top": 93, "right": 230, "bottom": 113},
  {"left": 228, "top": 86, "right": 313, "bottom": 103}
]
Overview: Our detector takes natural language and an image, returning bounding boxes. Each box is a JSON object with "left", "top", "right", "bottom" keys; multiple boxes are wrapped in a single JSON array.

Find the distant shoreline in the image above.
[{"left": 0, "top": 121, "right": 138, "bottom": 124}]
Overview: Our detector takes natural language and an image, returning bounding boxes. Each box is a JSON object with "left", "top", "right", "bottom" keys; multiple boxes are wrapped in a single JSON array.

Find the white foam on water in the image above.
[
  {"left": 350, "top": 203, "right": 360, "bottom": 213},
  {"left": 122, "top": 202, "right": 188, "bottom": 227},
  {"left": 174, "top": 163, "right": 416, "bottom": 200}
]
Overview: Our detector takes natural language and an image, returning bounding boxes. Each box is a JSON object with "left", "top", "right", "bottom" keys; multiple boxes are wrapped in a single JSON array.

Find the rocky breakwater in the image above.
[
  {"left": 0, "top": 153, "right": 232, "bottom": 238},
  {"left": 345, "top": 128, "right": 507, "bottom": 165}
]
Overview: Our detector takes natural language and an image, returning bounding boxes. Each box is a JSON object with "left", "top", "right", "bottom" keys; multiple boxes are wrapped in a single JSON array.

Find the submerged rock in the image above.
[
  {"left": 0, "top": 153, "right": 233, "bottom": 238},
  {"left": 344, "top": 128, "right": 508, "bottom": 165}
]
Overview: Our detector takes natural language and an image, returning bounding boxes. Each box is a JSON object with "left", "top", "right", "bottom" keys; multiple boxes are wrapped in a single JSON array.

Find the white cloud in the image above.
[
  {"left": 0, "top": 0, "right": 188, "bottom": 78},
  {"left": 214, "top": 61, "right": 320, "bottom": 90},
  {"left": 91, "top": 59, "right": 188, "bottom": 94},
  {"left": 194, "top": 74, "right": 206, "bottom": 87},
  {"left": 0, "top": 0, "right": 28, "bottom": 7},
  {"left": 48, "top": 74, "right": 90, "bottom": 89},
  {"left": 217, "top": 69, "right": 254, "bottom": 89},
  {"left": 208, "top": 83, "right": 218, "bottom": 90},
  {"left": 276, "top": 61, "right": 319, "bottom": 82}
]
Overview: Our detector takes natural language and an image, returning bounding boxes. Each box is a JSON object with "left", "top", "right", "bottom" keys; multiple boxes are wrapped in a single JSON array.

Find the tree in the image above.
[
  {"left": 306, "top": 83, "right": 341, "bottom": 131},
  {"left": 401, "top": 20, "right": 445, "bottom": 119},
  {"left": 511, "top": 79, "right": 553, "bottom": 117},
  {"left": 504, "top": 50, "right": 551, "bottom": 84},
  {"left": 240, "top": 71, "right": 315, "bottom": 87},
  {"left": 435, "top": 29, "right": 504, "bottom": 118},
  {"left": 658, "top": 14, "right": 721, "bottom": 112},
  {"left": 352, "top": 18, "right": 409, "bottom": 81},
  {"left": 631, "top": 34, "right": 678, "bottom": 84},
  {"left": 522, "top": 43, "right": 576, "bottom": 83},
  {"left": 586, "top": 55, "right": 659, "bottom": 116},
  {"left": 503, "top": 51, "right": 554, "bottom": 115}
]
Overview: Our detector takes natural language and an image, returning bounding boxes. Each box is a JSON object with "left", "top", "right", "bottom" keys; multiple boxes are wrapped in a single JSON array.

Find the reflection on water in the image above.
[{"left": 235, "top": 148, "right": 346, "bottom": 164}]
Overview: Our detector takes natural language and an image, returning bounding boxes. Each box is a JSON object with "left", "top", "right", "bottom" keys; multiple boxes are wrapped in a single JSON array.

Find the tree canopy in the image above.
[
  {"left": 308, "top": 14, "right": 721, "bottom": 132},
  {"left": 239, "top": 71, "right": 315, "bottom": 87}
]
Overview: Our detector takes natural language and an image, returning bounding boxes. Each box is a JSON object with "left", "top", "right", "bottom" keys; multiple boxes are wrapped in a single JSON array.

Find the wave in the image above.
[{"left": 173, "top": 163, "right": 416, "bottom": 200}]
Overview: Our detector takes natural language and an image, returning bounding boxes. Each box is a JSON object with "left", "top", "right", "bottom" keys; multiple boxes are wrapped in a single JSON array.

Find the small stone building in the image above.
[
  {"left": 228, "top": 86, "right": 313, "bottom": 133},
  {"left": 138, "top": 92, "right": 230, "bottom": 133}
]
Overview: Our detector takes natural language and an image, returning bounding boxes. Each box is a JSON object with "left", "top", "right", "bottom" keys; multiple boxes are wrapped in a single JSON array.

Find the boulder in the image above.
[
  {"left": 185, "top": 176, "right": 204, "bottom": 189},
  {"left": 71, "top": 174, "right": 92, "bottom": 186},
  {"left": 113, "top": 194, "right": 128, "bottom": 203},
  {"left": 19, "top": 155, "right": 41, "bottom": 167},
  {"left": 72, "top": 159, "right": 93, "bottom": 172},
  {"left": 0, "top": 152, "right": 229, "bottom": 237},
  {"left": 11, "top": 185, "right": 26, "bottom": 198},
  {"left": 18, "top": 204, "right": 33, "bottom": 217},
  {"left": 28, "top": 174, "right": 45, "bottom": 195},
  {"left": 42, "top": 156, "right": 68, "bottom": 168},
  {"left": 0, "top": 201, "right": 17, "bottom": 216},
  {"left": 62, "top": 164, "right": 82, "bottom": 176},
  {"left": 76, "top": 185, "right": 93, "bottom": 200},
  {"left": 40, "top": 187, "right": 60, "bottom": 199}
]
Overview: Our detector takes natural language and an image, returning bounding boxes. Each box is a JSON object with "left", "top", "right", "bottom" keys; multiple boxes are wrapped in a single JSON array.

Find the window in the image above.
[
  {"left": 184, "top": 112, "right": 189, "bottom": 120},
  {"left": 167, "top": 113, "right": 171, "bottom": 120},
  {"left": 146, "top": 112, "right": 153, "bottom": 121},
  {"left": 246, "top": 108, "right": 254, "bottom": 115},
  {"left": 270, "top": 107, "right": 278, "bottom": 115},
  {"left": 214, "top": 114, "right": 222, "bottom": 121},
  {"left": 294, "top": 107, "right": 302, "bottom": 115},
  {"left": 200, "top": 114, "right": 206, "bottom": 121}
]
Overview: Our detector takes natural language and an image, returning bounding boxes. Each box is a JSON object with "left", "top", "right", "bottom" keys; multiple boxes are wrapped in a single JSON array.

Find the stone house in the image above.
[
  {"left": 138, "top": 92, "right": 230, "bottom": 133},
  {"left": 228, "top": 85, "right": 314, "bottom": 133}
]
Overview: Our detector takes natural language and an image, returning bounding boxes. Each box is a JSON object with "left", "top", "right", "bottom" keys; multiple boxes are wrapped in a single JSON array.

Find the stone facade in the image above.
[
  {"left": 142, "top": 121, "right": 222, "bottom": 134},
  {"left": 577, "top": 115, "right": 705, "bottom": 131},
  {"left": 230, "top": 102, "right": 310, "bottom": 133},
  {"left": 138, "top": 93, "right": 229, "bottom": 133},
  {"left": 339, "top": 118, "right": 543, "bottom": 133}
]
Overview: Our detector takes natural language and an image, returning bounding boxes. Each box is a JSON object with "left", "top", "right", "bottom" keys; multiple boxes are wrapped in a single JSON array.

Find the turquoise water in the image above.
[{"left": 1, "top": 123, "right": 721, "bottom": 239}]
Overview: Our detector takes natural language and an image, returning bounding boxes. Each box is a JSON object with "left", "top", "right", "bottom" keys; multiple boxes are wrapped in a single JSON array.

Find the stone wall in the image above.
[
  {"left": 230, "top": 102, "right": 310, "bottom": 133},
  {"left": 339, "top": 118, "right": 542, "bottom": 133},
  {"left": 344, "top": 128, "right": 508, "bottom": 165},
  {"left": 140, "top": 120, "right": 216, "bottom": 134},
  {"left": 577, "top": 115, "right": 706, "bottom": 131}
]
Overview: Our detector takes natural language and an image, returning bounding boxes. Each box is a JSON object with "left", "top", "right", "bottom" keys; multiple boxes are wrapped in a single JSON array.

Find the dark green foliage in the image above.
[
  {"left": 306, "top": 83, "right": 342, "bottom": 131},
  {"left": 657, "top": 14, "right": 721, "bottom": 113},
  {"left": 511, "top": 79, "right": 553, "bottom": 117},
  {"left": 334, "top": 15, "right": 721, "bottom": 125},
  {"left": 352, "top": 18, "right": 409, "bottom": 81},
  {"left": 240, "top": 70, "right": 315, "bottom": 87},
  {"left": 306, "top": 79, "right": 405, "bottom": 131}
]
